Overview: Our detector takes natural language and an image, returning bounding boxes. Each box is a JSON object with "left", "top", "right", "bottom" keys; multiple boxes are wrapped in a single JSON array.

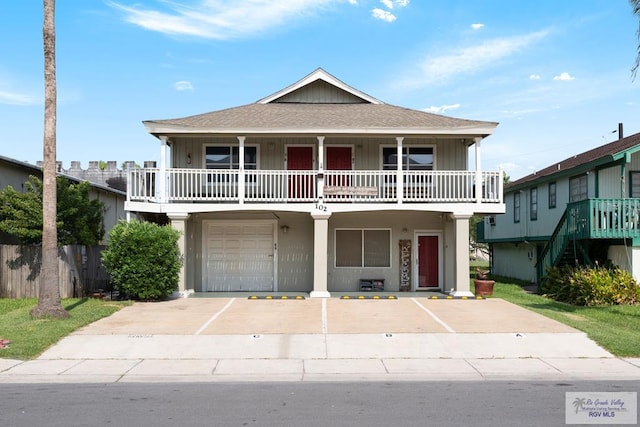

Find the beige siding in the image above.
[
  {"left": 274, "top": 80, "right": 365, "bottom": 104},
  {"left": 171, "top": 136, "right": 470, "bottom": 172}
]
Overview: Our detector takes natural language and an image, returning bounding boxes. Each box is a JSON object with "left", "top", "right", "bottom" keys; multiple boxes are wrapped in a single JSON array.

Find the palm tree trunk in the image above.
[{"left": 31, "top": 0, "right": 68, "bottom": 319}]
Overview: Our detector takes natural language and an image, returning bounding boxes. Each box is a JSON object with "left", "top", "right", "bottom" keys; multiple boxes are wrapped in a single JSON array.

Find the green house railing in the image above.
[{"left": 536, "top": 198, "right": 640, "bottom": 282}]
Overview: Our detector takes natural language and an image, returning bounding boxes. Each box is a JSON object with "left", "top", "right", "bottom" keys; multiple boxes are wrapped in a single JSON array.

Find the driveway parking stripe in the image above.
[
  {"left": 322, "top": 298, "right": 328, "bottom": 334},
  {"left": 411, "top": 298, "right": 456, "bottom": 333},
  {"left": 195, "top": 298, "right": 236, "bottom": 335}
]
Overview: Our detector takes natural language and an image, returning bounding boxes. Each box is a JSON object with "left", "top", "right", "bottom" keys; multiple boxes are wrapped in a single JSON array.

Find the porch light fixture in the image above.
[
  {"left": 187, "top": 153, "right": 192, "bottom": 164},
  {"left": 281, "top": 225, "right": 289, "bottom": 234}
]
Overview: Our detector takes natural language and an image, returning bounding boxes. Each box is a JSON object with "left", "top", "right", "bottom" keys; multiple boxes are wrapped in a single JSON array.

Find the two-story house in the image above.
[
  {"left": 125, "top": 68, "right": 505, "bottom": 297},
  {"left": 478, "top": 130, "right": 640, "bottom": 284}
]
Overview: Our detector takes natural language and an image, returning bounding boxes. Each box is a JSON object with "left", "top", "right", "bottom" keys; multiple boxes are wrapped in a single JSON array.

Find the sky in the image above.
[{"left": 1, "top": 0, "right": 639, "bottom": 181}]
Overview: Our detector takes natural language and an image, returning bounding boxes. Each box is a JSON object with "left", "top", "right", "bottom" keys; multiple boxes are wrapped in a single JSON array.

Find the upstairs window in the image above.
[
  {"left": 205, "top": 145, "right": 257, "bottom": 170},
  {"left": 569, "top": 174, "right": 588, "bottom": 202},
  {"left": 382, "top": 147, "right": 434, "bottom": 171},
  {"left": 514, "top": 192, "right": 521, "bottom": 223},
  {"left": 530, "top": 187, "right": 538, "bottom": 221},
  {"left": 548, "top": 182, "right": 556, "bottom": 209}
]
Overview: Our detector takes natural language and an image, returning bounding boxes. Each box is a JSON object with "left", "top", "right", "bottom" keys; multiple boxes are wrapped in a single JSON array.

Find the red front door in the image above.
[
  {"left": 287, "top": 146, "right": 313, "bottom": 199},
  {"left": 418, "top": 235, "right": 439, "bottom": 288}
]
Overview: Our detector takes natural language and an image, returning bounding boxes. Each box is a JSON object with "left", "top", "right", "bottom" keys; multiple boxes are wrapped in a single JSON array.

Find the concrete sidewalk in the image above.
[{"left": 2, "top": 297, "right": 640, "bottom": 383}]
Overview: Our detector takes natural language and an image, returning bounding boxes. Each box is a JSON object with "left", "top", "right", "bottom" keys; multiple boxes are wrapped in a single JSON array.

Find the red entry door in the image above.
[
  {"left": 287, "top": 146, "right": 313, "bottom": 199},
  {"left": 418, "top": 235, "right": 439, "bottom": 288},
  {"left": 326, "top": 146, "right": 352, "bottom": 188}
]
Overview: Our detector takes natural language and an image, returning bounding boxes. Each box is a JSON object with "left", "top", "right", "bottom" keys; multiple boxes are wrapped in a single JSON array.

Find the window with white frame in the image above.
[
  {"left": 335, "top": 229, "right": 391, "bottom": 267},
  {"left": 569, "top": 174, "right": 588, "bottom": 202},
  {"left": 205, "top": 145, "right": 257, "bottom": 170},
  {"left": 382, "top": 147, "right": 434, "bottom": 170}
]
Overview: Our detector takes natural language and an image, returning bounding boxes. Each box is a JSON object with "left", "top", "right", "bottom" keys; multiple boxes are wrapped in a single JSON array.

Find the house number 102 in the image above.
[{"left": 315, "top": 203, "right": 327, "bottom": 212}]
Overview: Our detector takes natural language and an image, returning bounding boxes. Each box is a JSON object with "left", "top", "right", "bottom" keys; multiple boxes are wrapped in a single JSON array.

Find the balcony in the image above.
[{"left": 127, "top": 168, "right": 503, "bottom": 205}]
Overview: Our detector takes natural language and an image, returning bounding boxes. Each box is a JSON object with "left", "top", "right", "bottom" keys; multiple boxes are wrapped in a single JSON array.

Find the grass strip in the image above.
[
  {"left": 0, "top": 298, "right": 130, "bottom": 360},
  {"left": 484, "top": 278, "right": 640, "bottom": 357}
]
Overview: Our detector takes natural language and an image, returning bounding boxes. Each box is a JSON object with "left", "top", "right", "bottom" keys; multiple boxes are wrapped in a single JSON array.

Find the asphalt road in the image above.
[{"left": 1, "top": 380, "right": 638, "bottom": 426}]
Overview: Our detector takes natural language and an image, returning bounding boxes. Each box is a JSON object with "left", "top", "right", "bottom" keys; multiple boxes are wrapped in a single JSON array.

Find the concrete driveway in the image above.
[{"left": 2, "top": 296, "right": 640, "bottom": 383}]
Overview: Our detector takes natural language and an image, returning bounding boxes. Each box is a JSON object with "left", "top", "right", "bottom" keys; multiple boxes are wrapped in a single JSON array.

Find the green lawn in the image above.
[
  {"left": 479, "top": 276, "right": 640, "bottom": 357},
  {"left": 0, "top": 298, "right": 130, "bottom": 360}
]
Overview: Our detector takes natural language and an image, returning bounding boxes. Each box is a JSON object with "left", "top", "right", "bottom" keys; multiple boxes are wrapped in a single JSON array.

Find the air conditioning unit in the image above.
[{"left": 487, "top": 216, "right": 496, "bottom": 226}]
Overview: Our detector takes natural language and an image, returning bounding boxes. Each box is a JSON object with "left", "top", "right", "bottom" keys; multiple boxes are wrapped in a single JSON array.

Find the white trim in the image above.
[
  {"left": 413, "top": 230, "right": 444, "bottom": 291},
  {"left": 201, "top": 219, "right": 278, "bottom": 292}
]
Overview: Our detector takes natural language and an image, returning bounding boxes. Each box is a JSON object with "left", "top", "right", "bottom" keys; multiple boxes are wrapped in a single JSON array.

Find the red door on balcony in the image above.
[
  {"left": 417, "top": 235, "right": 439, "bottom": 288},
  {"left": 287, "top": 146, "right": 313, "bottom": 199},
  {"left": 326, "top": 146, "right": 352, "bottom": 188}
]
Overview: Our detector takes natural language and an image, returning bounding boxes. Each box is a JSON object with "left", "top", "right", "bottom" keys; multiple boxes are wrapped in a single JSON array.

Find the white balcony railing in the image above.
[{"left": 127, "top": 168, "right": 503, "bottom": 204}]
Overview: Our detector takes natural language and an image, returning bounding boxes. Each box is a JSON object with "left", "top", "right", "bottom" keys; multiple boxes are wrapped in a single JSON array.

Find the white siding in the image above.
[{"left": 492, "top": 242, "right": 537, "bottom": 283}]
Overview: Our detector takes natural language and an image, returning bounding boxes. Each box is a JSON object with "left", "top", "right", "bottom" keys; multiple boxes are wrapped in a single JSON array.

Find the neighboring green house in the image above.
[{"left": 478, "top": 130, "right": 640, "bottom": 284}]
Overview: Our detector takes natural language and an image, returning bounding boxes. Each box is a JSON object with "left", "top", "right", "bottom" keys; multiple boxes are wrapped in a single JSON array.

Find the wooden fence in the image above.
[{"left": 0, "top": 245, "right": 109, "bottom": 298}]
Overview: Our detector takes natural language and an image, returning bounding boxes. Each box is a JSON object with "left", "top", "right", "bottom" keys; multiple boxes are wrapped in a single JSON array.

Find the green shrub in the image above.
[
  {"left": 540, "top": 263, "right": 640, "bottom": 306},
  {"left": 102, "top": 220, "right": 182, "bottom": 300}
]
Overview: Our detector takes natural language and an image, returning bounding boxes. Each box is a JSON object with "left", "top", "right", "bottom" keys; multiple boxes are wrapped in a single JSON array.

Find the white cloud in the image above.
[
  {"left": 471, "top": 23, "right": 484, "bottom": 30},
  {"left": 372, "top": 8, "right": 396, "bottom": 22},
  {"left": 174, "top": 80, "right": 194, "bottom": 91},
  {"left": 553, "top": 72, "right": 575, "bottom": 81},
  {"left": 107, "top": 0, "right": 349, "bottom": 40},
  {"left": 399, "top": 30, "right": 550, "bottom": 88},
  {"left": 529, "top": 74, "right": 541, "bottom": 80},
  {"left": 0, "top": 90, "right": 39, "bottom": 106},
  {"left": 381, "top": 0, "right": 394, "bottom": 8},
  {"left": 424, "top": 103, "right": 461, "bottom": 114}
]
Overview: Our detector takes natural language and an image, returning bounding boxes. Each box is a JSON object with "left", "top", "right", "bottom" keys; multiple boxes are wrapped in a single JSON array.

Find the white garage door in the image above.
[{"left": 203, "top": 220, "right": 275, "bottom": 292}]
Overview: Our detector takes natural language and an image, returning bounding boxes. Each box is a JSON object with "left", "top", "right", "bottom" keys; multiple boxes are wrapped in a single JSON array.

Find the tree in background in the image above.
[
  {"left": 31, "top": 0, "right": 67, "bottom": 319},
  {"left": 0, "top": 176, "right": 104, "bottom": 245}
]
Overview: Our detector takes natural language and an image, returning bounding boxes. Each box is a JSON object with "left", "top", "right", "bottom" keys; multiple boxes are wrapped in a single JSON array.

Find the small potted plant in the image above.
[{"left": 474, "top": 268, "right": 495, "bottom": 296}]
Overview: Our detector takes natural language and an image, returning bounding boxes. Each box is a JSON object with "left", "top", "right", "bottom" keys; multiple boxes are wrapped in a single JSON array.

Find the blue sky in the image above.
[{"left": 1, "top": 0, "right": 639, "bottom": 180}]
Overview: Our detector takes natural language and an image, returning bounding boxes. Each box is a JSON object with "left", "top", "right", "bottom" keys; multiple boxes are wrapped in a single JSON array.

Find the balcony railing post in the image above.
[{"left": 396, "top": 137, "right": 403, "bottom": 204}]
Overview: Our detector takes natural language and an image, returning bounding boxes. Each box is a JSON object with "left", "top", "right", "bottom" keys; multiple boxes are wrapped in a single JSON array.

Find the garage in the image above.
[{"left": 203, "top": 220, "right": 276, "bottom": 292}]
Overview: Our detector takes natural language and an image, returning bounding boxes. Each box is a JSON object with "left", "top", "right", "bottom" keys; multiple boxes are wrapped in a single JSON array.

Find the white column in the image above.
[
  {"left": 237, "top": 136, "right": 245, "bottom": 204},
  {"left": 168, "top": 212, "right": 191, "bottom": 297},
  {"left": 451, "top": 213, "right": 474, "bottom": 297},
  {"left": 159, "top": 136, "right": 169, "bottom": 203},
  {"left": 474, "top": 137, "right": 482, "bottom": 204},
  {"left": 317, "top": 136, "right": 325, "bottom": 201},
  {"left": 396, "top": 137, "right": 404, "bottom": 204},
  {"left": 310, "top": 210, "right": 331, "bottom": 298}
]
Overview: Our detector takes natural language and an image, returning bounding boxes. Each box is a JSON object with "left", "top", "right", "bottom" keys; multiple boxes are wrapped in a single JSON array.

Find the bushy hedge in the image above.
[
  {"left": 539, "top": 263, "right": 640, "bottom": 306},
  {"left": 102, "top": 220, "right": 182, "bottom": 300}
]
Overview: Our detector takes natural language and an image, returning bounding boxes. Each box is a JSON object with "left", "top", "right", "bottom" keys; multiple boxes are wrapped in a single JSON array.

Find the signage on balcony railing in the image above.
[{"left": 324, "top": 186, "right": 377, "bottom": 196}]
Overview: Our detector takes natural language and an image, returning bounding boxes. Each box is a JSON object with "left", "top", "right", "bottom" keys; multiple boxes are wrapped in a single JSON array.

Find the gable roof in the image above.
[
  {"left": 257, "top": 68, "right": 382, "bottom": 105},
  {"left": 506, "top": 131, "right": 640, "bottom": 192},
  {"left": 143, "top": 68, "right": 498, "bottom": 139}
]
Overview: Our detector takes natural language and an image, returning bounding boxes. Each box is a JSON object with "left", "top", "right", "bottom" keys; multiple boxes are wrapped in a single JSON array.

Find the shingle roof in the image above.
[
  {"left": 144, "top": 103, "right": 497, "bottom": 136},
  {"left": 507, "top": 131, "right": 640, "bottom": 189}
]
